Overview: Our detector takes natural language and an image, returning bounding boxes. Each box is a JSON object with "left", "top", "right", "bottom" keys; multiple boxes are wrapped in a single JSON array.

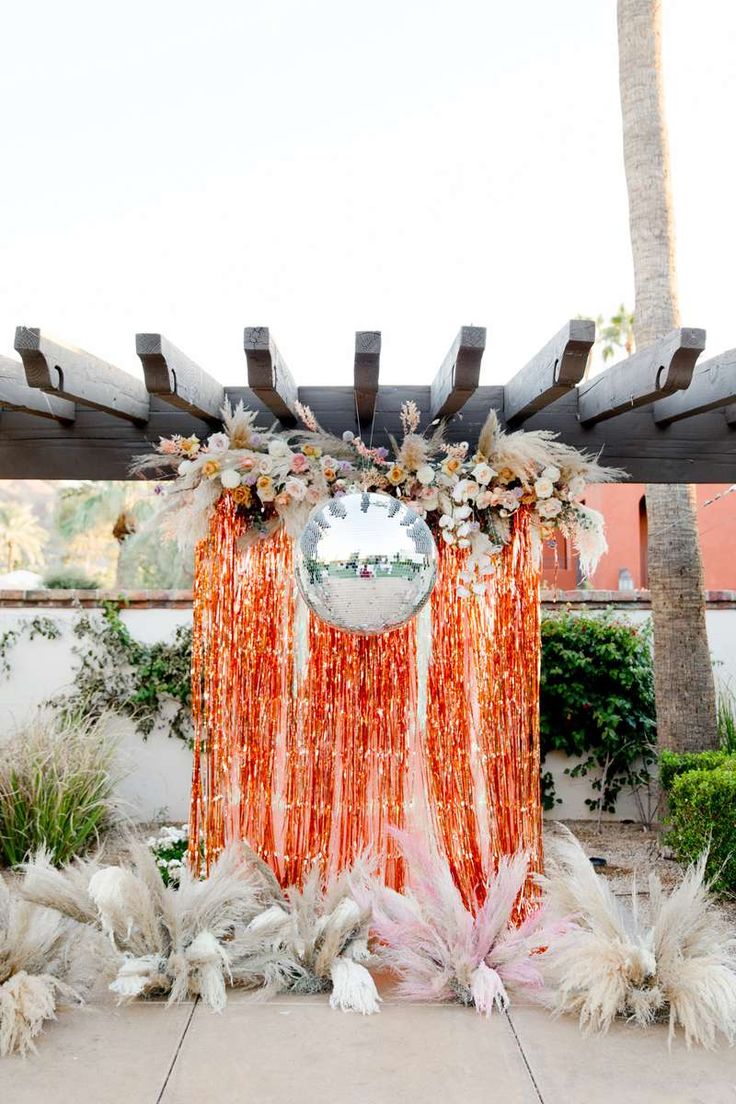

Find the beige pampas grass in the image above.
[
  {"left": 21, "top": 843, "right": 268, "bottom": 1012},
  {"left": 0, "top": 875, "right": 97, "bottom": 1056},
  {"left": 232, "top": 857, "right": 381, "bottom": 1014},
  {"left": 539, "top": 826, "right": 736, "bottom": 1047}
]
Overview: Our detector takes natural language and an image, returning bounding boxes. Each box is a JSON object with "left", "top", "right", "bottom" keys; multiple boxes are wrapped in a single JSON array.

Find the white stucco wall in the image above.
[{"left": 0, "top": 603, "right": 734, "bottom": 824}]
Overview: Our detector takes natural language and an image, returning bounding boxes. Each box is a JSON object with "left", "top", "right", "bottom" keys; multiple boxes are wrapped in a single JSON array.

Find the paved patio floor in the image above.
[{"left": 4, "top": 982, "right": 735, "bottom": 1104}]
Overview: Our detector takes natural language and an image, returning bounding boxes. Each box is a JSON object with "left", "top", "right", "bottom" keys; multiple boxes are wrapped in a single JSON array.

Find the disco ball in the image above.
[{"left": 295, "top": 491, "right": 438, "bottom": 635}]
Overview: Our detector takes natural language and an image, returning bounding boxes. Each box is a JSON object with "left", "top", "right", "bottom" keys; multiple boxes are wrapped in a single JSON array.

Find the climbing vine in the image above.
[
  {"left": 54, "top": 603, "right": 193, "bottom": 744},
  {"left": 0, "top": 616, "right": 61, "bottom": 675}
]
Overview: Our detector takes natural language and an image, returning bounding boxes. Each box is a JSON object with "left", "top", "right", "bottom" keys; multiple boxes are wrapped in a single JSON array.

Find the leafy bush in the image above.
[
  {"left": 43, "top": 572, "right": 100, "bottom": 590},
  {"left": 540, "top": 611, "right": 656, "bottom": 812},
  {"left": 0, "top": 710, "right": 119, "bottom": 866},
  {"left": 667, "top": 764, "right": 736, "bottom": 894},
  {"left": 659, "top": 749, "right": 734, "bottom": 794}
]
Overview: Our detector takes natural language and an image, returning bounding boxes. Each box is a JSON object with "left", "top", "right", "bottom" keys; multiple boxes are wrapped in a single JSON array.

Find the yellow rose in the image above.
[
  {"left": 179, "top": 435, "right": 201, "bottom": 456},
  {"left": 303, "top": 444, "right": 322, "bottom": 459},
  {"left": 256, "top": 475, "right": 275, "bottom": 502},
  {"left": 387, "top": 465, "right": 407, "bottom": 485},
  {"left": 441, "top": 457, "right": 462, "bottom": 476},
  {"left": 201, "top": 459, "right": 221, "bottom": 478},
  {"left": 230, "top": 485, "right": 252, "bottom": 506}
]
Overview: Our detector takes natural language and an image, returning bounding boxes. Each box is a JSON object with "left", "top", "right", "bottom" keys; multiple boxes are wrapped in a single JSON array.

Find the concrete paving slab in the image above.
[
  {"left": 162, "top": 998, "right": 539, "bottom": 1104},
  {"left": 507, "top": 1001, "right": 736, "bottom": 1104},
  {"left": 1, "top": 995, "right": 193, "bottom": 1104}
]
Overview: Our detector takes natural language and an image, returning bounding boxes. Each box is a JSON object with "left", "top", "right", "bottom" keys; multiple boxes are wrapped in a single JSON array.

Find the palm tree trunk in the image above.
[{"left": 617, "top": 0, "right": 717, "bottom": 751}]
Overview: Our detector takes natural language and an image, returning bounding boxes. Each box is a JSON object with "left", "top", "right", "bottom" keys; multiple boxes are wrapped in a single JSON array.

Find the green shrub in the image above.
[
  {"left": 659, "top": 748, "right": 734, "bottom": 794},
  {"left": 43, "top": 572, "right": 100, "bottom": 590},
  {"left": 667, "top": 766, "right": 736, "bottom": 894},
  {"left": 0, "top": 710, "right": 119, "bottom": 866},
  {"left": 540, "top": 610, "right": 656, "bottom": 812}
]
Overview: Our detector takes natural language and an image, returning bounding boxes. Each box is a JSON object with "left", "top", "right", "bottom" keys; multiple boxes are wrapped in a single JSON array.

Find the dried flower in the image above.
[
  {"left": 178, "top": 435, "right": 201, "bottom": 456},
  {"left": 220, "top": 469, "right": 242, "bottom": 489},
  {"left": 290, "top": 453, "right": 309, "bottom": 473},
  {"left": 387, "top": 465, "right": 407, "bottom": 486},
  {"left": 201, "top": 459, "right": 221, "bottom": 479},
  {"left": 206, "top": 432, "right": 230, "bottom": 453}
]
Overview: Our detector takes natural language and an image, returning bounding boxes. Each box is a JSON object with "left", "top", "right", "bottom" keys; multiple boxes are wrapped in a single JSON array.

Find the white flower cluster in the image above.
[{"left": 146, "top": 823, "right": 189, "bottom": 883}]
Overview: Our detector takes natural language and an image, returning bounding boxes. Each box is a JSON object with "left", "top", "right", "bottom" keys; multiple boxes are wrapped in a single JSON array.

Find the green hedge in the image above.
[
  {"left": 666, "top": 763, "right": 736, "bottom": 894},
  {"left": 540, "top": 611, "right": 656, "bottom": 812},
  {"left": 658, "top": 749, "right": 735, "bottom": 794}
]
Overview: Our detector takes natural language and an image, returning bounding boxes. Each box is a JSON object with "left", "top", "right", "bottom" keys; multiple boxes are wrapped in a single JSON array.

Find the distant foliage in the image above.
[
  {"left": 540, "top": 611, "right": 656, "bottom": 812},
  {"left": 43, "top": 573, "right": 100, "bottom": 590},
  {"left": 55, "top": 603, "right": 193, "bottom": 744}
]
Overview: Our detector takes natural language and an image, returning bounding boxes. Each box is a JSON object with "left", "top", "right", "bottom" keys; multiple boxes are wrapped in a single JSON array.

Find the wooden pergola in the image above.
[{"left": 0, "top": 322, "right": 734, "bottom": 481}]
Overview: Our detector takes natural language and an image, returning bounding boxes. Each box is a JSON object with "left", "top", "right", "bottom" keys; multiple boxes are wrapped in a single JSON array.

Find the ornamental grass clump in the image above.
[
  {"left": 0, "top": 711, "right": 120, "bottom": 867},
  {"left": 538, "top": 826, "right": 736, "bottom": 1048},
  {"left": 0, "top": 875, "right": 99, "bottom": 1056}
]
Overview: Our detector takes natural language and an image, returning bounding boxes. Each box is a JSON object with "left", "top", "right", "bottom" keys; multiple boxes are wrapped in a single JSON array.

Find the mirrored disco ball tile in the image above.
[{"left": 294, "top": 491, "right": 438, "bottom": 635}]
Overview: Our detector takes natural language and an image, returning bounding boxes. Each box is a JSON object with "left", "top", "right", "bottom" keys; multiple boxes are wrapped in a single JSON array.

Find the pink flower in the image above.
[
  {"left": 157, "top": 437, "right": 179, "bottom": 455},
  {"left": 290, "top": 453, "right": 309, "bottom": 474}
]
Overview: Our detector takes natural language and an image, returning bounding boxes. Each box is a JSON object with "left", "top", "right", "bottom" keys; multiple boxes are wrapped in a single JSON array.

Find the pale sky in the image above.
[{"left": 0, "top": 1, "right": 733, "bottom": 388}]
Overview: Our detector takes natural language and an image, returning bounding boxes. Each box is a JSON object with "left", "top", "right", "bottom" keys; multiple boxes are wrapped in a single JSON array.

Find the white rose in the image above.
[
  {"left": 206, "top": 432, "right": 230, "bottom": 453},
  {"left": 534, "top": 477, "right": 553, "bottom": 499},
  {"left": 268, "top": 438, "right": 291, "bottom": 458},
  {"left": 220, "top": 469, "right": 241, "bottom": 489},
  {"left": 453, "top": 504, "right": 472, "bottom": 520},
  {"left": 284, "top": 478, "right": 307, "bottom": 500},
  {"left": 441, "top": 529, "right": 456, "bottom": 544},
  {"left": 569, "top": 475, "right": 586, "bottom": 498},
  {"left": 541, "top": 465, "right": 561, "bottom": 483},
  {"left": 452, "top": 479, "right": 479, "bottom": 503},
  {"left": 439, "top": 514, "right": 455, "bottom": 529},
  {"left": 537, "top": 497, "right": 563, "bottom": 519},
  {"left": 178, "top": 460, "right": 193, "bottom": 475},
  {"left": 457, "top": 538, "right": 471, "bottom": 548},
  {"left": 258, "top": 456, "right": 273, "bottom": 475},
  {"left": 456, "top": 521, "right": 471, "bottom": 538},
  {"left": 421, "top": 490, "right": 440, "bottom": 512},
  {"left": 416, "top": 464, "right": 435, "bottom": 485},
  {"left": 472, "top": 463, "right": 495, "bottom": 485}
]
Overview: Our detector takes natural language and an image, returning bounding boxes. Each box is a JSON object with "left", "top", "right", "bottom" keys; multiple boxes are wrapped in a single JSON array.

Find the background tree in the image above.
[
  {"left": 0, "top": 502, "right": 47, "bottom": 573},
  {"left": 617, "top": 0, "right": 717, "bottom": 751}
]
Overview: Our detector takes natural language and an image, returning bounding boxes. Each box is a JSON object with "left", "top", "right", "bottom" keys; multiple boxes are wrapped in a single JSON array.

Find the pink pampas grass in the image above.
[{"left": 363, "top": 830, "right": 555, "bottom": 1015}]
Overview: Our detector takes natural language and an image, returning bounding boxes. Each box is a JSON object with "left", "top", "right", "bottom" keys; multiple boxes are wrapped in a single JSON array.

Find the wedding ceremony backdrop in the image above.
[{"left": 2, "top": 320, "right": 735, "bottom": 909}]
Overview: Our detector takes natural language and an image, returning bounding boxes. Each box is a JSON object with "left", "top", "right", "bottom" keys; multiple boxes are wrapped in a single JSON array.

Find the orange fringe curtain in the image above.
[{"left": 189, "top": 499, "right": 542, "bottom": 909}]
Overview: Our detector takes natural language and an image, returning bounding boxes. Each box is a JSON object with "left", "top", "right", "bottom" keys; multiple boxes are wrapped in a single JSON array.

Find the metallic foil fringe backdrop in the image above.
[{"left": 189, "top": 497, "right": 543, "bottom": 911}]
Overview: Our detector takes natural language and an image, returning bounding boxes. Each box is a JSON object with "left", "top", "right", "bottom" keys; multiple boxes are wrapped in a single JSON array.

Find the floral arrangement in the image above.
[
  {"left": 146, "top": 823, "right": 190, "bottom": 885},
  {"left": 136, "top": 399, "right": 616, "bottom": 592}
]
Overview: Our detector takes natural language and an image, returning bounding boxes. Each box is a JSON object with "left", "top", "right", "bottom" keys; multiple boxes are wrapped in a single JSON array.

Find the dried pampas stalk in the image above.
[
  {"left": 231, "top": 857, "right": 381, "bottom": 1014},
  {"left": 538, "top": 826, "right": 736, "bottom": 1047},
  {"left": 0, "top": 875, "right": 98, "bottom": 1056},
  {"left": 20, "top": 844, "right": 268, "bottom": 1013},
  {"left": 364, "top": 831, "right": 553, "bottom": 1016}
]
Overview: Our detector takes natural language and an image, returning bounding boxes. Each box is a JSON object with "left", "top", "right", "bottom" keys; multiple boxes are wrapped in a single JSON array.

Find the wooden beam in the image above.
[
  {"left": 726, "top": 405, "right": 736, "bottom": 427},
  {"left": 429, "top": 326, "right": 486, "bottom": 420},
  {"left": 503, "top": 319, "right": 595, "bottom": 425},
  {"left": 14, "top": 328, "right": 149, "bottom": 424},
  {"left": 653, "top": 348, "right": 736, "bottom": 425},
  {"left": 0, "top": 355, "right": 75, "bottom": 422},
  {"left": 353, "top": 330, "right": 381, "bottom": 430},
  {"left": 243, "top": 327, "right": 297, "bottom": 426},
  {"left": 577, "top": 327, "right": 705, "bottom": 426},
  {"left": 136, "top": 333, "right": 224, "bottom": 422},
  {"left": 0, "top": 384, "right": 734, "bottom": 481}
]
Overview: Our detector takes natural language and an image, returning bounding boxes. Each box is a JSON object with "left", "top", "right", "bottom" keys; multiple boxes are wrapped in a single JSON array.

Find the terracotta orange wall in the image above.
[{"left": 541, "top": 484, "right": 736, "bottom": 590}]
